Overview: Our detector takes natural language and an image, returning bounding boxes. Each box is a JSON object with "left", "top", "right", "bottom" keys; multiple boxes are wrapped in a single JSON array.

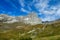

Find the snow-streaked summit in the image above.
[
  {"left": 0, "top": 14, "right": 18, "bottom": 23},
  {"left": 0, "top": 12, "right": 42, "bottom": 25},
  {"left": 23, "top": 12, "right": 42, "bottom": 25}
]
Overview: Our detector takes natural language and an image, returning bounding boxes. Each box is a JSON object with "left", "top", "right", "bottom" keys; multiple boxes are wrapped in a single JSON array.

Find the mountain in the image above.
[
  {"left": 0, "top": 14, "right": 18, "bottom": 23},
  {"left": 21, "top": 12, "right": 42, "bottom": 25},
  {"left": 0, "top": 12, "right": 42, "bottom": 25}
]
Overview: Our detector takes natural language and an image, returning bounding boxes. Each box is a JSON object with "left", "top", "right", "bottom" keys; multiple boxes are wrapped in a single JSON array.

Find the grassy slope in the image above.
[
  {"left": 0, "top": 21, "right": 60, "bottom": 40},
  {"left": 33, "top": 21, "right": 60, "bottom": 40}
]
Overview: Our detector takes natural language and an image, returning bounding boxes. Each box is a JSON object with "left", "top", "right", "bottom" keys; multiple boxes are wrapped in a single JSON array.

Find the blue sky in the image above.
[{"left": 0, "top": 0, "right": 60, "bottom": 21}]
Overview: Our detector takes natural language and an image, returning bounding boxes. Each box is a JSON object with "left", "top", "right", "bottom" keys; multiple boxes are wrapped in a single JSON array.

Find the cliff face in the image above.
[{"left": 23, "top": 12, "right": 42, "bottom": 25}]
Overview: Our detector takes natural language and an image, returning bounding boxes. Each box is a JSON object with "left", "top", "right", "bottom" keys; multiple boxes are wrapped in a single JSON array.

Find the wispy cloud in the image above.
[
  {"left": 21, "top": 8, "right": 30, "bottom": 13},
  {"left": 19, "top": 0, "right": 25, "bottom": 7},
  {"left": 5, "top": 0, "right": 18, "bottom": 9},
  {"left": 34, "top": 0, "right": 60, "bottom": 21}
]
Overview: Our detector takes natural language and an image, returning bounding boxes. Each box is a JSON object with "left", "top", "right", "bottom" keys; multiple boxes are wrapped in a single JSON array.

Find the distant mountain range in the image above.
[{"left": 0, "top": 12, "right": 42, "bottom": 25}]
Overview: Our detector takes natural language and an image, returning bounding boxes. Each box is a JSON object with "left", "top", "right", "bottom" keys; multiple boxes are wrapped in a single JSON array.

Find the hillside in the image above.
[{"left": 0, "top": 19, "right": 60, "bottom": 40}]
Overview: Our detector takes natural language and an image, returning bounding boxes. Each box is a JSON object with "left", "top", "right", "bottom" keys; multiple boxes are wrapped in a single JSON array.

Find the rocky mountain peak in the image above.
[{"left": 0, "top": 12, "right": 42, "bottom": 25}]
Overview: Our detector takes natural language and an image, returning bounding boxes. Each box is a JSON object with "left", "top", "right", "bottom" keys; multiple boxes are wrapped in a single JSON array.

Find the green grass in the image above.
[{"left": 0, "top": 21, "right": 60, "bottom": 40}]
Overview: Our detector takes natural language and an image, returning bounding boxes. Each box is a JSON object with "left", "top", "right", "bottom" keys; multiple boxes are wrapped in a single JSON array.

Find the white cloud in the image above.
[
  {"left": 34, "top": 0, "right": 60, "bottom": 21},
  {"left": 19, "top": 0, "right": 25, "bottom": 7},
  {"left": 19, "top": 0, "right": 35, "bottom": 7},
  {"left": 41, "top": 10, "right": 55, "bottom": 15},
  {"left": 56, "top": 9, "right": 60, "bottom": 15},
  {"left": 35, "top": 0, "right": 50, "bottom": 10},
  {"left": 41, "top": 16, "right": 56, "bottom": 21},
  {"left": 21, "top": 8, "right": 30, "bottom": 13}
]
